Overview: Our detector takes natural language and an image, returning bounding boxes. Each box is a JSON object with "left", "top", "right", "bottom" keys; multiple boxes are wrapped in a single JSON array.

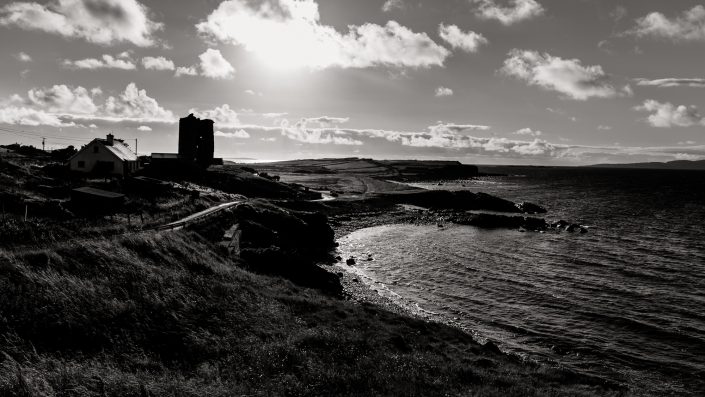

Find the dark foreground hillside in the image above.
[{"left": 0, "top": 230, "right": 624, "bottom": 396}]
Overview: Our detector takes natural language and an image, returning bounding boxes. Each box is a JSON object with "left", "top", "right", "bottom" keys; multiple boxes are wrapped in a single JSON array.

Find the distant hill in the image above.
[{"left": 590, "top": 159, "right": 705, "bottom": 170}]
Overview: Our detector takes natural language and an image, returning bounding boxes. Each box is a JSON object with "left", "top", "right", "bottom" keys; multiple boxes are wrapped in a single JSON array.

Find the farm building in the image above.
[{"left": 68, "top": 134, "right": 139, "bottom": 177}]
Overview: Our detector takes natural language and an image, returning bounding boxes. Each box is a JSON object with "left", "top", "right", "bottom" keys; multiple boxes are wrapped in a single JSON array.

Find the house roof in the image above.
[
  {"left": 69, "top": 137, "right": 138, "bottom": 162},
  {"left": 99, "top": 139, "right": 138, "bottom": 161}
]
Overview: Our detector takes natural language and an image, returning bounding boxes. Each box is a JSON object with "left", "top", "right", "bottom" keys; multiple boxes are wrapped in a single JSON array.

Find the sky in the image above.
[{"left": 1, "top": 0, "right": 704, "bottom": 165}]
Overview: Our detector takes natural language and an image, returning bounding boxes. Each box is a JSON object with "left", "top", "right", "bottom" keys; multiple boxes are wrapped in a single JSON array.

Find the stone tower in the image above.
[{"left": 178, "top": 114, "right": 214, "bottom": 167}]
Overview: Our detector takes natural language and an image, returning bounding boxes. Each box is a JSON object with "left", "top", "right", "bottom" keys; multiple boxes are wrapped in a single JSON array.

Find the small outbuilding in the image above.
[
  {"left": 71, "top": 187, "right": 125, "bottom": 212},
  {"left": 68, "top": 134, "right": 139, "bottom": 177}
]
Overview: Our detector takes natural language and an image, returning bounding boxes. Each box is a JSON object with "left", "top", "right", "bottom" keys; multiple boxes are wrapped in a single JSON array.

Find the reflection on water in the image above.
[{"left": 339, "top": 168, "right": 705, "bottom": 396}]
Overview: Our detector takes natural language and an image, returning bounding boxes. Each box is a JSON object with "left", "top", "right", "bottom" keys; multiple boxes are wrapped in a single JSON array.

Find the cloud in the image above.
[
  {"left": 0, "top": 107, "right": 74, "bottom": 127},
  {"left": 281, "top": 118, "right": 362, "bottom": 145},
  {"left": 435, "top": 87, "right": 454, "bottom": 97},
  {"left": 501, "top": 49, "right": 628, "bottom": 100},
  {"left": 473, "top": 0, "right": 544, "bottom": 25},
  {"left": 198, "top": 48, "right": 235, "bottom": 79},
  {"left": 174, "top": 66, "right": 198, "bottom": 77},
  {"left": 137, "top": 125, "right": 151, "bottom": 131},
  {"left": 365, "top": 123, "right": 556, "bottom": 156},
  {"left": 514, "top": 127, "right": 542, "bottom": 136},
  {"left": 630, "top": 5, "right": 705, "bottom": 42},
  {"left": 14, "top": 52, "right": 32, "bottom": 62},
  {"left": 0, "top": 0, "right": 162, "bottom": 46},
  {"left": 196, "top": 0, "right": 449, "bottom": 69},
  {"left": 63, "top": 53, "right": 136, "bottom": 70},
  {"left": 635, "top": 99, "right": 705, "bottom": 128},
  {"left": 609, "top": 6, "right": 627, "bottom": 23},
  {"left": 216, "top": 129, "right": 250, "bottom": 138},
  {"left": 597, "top": 125, "right": 612, "bottom": 131},
  {"left": 382, "top": 0, "right": 404, "bottom": 12},
  {"left": 190, "top": 104, "right": 241, "bottom": 128},
  {"left": 142, "top": 56, "right": 175, "bottom": 71},
  {"left": 100, "top": 83, "right": 175, "bottom": 123},
  {"left": 303, "top": 116, "right": 350, "bottom": 128},
  {"left": 244, "top": 89, "right": 263, "bottom": 96},
  {"left": 634, "top": 78, "right": 705, "bottom": 88},
  {"left": 438, "top": 24, "right": 487, "bottom": 53},
  {"left": 262, "top": 112, "right": 288, "bottom": 118},
  {"left": 674, "top": 153, "right": 702, "bottom": 161},
  {"left": 27, "top": 84, "right": 99, "bottom": 114}
]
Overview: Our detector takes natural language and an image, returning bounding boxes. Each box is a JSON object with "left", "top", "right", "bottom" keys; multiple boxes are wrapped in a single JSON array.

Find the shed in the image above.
[{"left": 71, "top": 187, "right": 125, "bottom": 211}]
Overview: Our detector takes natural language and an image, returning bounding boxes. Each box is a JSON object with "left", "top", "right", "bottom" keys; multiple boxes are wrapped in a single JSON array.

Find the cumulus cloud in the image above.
[
  {"left": 473, "top": 0, "right": 544, "bottom": 25},
  {"left": 196, "top": 0, "right": 449, "bottom": 69},
  {"left": 501, "top": 49, "right": 628, "bottom": 100},
  {"left": 142, "top": 56, "right": 175, "bottom": 71},
  {"left": 63, "top": 53, "right": 136, "bottom": 70},
  {"left": 0, "top": 107, "right": 74, "bottom": 127},
  {"left": 2, "top": 82, "right": 174, "bottom": 126},
  {"left": 635, "top": 99, "right": 705, "bottom": 128},
  {"left": 515, "top": 127, "right": 542, "bottom": 136},
  {"left": 14, "top": 52, "right": 32, "bottom": 62},
  {"left": 0, "top": 0, "right": 162, "bottom": 46},
  {"left": 435, "top": 87, "right": 454, "bottom": 97},
  {"left": 27, "top": 84, "right": 99, "bottom": 114},
  {"left": 438, "top": 24, "right": 487, "bottom": 53},
  {"left": 198, "top": 48, "right": 235, "bottom": 79},
  {"left": 190, "top": 104, "right": 241, "bottom": 128},
  {"left": 634, "top": 78, "right": 705, "bottom": 88},
  {"left": 281, "top": 117, "right": 362, "bottom": 145},
  {"left": 100, "top": 83, "right": 174, "bottom": 123},
  {"left": 597, "top": 125, "right": 612, "bottom": 131},
  {"left": 137, "top": 125, "right": 151, "bottom": 131},
  {"left": 382, "top": 0, "right": 404, "bottom": 12},
  {"left": 630, "top": 5, "right": 705, "bottom": 42},
  {"left": 216, "top": 129, "right": 250, "bottom": 138},
  {"left": 174, "top": 66, "right": 198, "bottom": 77}
]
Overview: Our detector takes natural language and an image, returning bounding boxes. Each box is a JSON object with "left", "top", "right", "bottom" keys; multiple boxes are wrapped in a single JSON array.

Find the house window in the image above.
[
  {"left": 93, "top": 146, "right": 99, "bottom": 153},
  {"left": 77, "top": 161, "right": 85, "bottom": 168}
]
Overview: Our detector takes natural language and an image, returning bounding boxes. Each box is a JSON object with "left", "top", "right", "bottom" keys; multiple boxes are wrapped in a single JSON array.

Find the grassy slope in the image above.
[{"left": 0, "top": 231, "right": 623, "bottom": 396}]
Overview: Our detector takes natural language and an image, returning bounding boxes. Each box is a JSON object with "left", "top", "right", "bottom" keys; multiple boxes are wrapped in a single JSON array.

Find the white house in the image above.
[{"left": 68, "top": 134, "right": 139, "bottom": 177}]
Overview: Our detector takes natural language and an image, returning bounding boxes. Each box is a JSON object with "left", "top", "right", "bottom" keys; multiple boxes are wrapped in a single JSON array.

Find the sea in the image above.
[{"left": 337, "top": 166, "right": 705, "bottom": 395}]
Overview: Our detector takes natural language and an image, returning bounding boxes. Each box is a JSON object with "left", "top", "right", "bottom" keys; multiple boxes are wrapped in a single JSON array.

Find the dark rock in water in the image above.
[
  {"left": 374, "top": 190, "right": 522, "bottom": 213},
  {"left": 566, "top": 224, "right": 581, "bottom": 233},
  {"left": 352, "top": 278, "right": 359, "bottom": 283},
  {"left": 552, "top": 220, "right": 569, "bottom": 229},
  {"left": 366, "top": 254, "right": 373, "bottom": 261},
  {"left": 515, "top": 201, "right": 547, "bottom": 214},
  {"left": 523, "top": 216, "right": 549, "bottom": 231},
  {"left": 346, "top": 257, "right": 356, "bottom": 266},
  {"left": 453, "top": 213, "right": 548, "bottom": 231},
  {"left": 335, "top": 256, "right": 342, "bottom": 261}
]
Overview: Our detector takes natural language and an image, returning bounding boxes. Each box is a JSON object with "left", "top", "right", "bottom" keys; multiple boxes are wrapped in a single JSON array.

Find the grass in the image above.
[{"left": 0, "top": 230, "right": 626, "bottom": 396}]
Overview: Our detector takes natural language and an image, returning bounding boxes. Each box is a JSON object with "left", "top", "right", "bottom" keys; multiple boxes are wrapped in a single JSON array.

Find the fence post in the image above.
[{"left": 24, "top": 205, "right": 27, "bottom": 222}]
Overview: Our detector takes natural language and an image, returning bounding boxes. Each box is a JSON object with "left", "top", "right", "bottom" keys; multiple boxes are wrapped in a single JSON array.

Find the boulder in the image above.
[{"left": 515, "top": 201, "right": 547, "bottom": 214}]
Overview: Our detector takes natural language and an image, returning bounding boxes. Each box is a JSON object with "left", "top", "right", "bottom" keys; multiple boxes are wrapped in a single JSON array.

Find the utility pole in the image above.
[
  {"left": 42, "top": 137, "right": 45, "bottom": 152},
  {"left": 135, "top": 138, "right": 138, "bottom": 155}
]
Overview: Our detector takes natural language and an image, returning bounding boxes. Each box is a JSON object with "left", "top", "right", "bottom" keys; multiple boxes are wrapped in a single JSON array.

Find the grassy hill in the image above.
[{"left": 0, "top": 230, "right": 623, "bottom": 396}]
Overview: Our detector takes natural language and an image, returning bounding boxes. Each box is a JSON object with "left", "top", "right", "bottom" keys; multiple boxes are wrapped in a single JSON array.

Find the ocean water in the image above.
[{"left": 337, "top": 167, "right": 705, "bottom": 395}]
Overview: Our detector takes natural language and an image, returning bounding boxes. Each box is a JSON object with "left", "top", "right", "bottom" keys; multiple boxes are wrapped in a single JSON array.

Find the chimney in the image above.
[{"left": 106, "top": 133, "right": 114, "bottom": 145}]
